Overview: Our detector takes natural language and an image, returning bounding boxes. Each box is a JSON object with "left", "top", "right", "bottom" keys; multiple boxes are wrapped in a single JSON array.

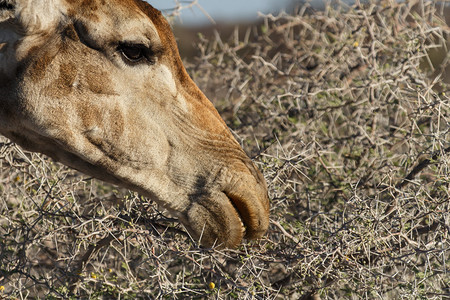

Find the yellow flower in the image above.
[
  {"left": 208, "top": 282, "right": 215, "bottom": 289},
  {"left": 0, "top": 286, "right": 4, "bottom": 292},
  {"left": 353, "top": 41, "right": 359, "bottom": 48},
  {"left": 91, "top": 272, "right": 97, "bottom": 279}
]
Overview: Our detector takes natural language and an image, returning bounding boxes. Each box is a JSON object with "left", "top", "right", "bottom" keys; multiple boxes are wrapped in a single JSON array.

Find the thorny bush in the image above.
[{"left": 0, "top": 1, "right": 449, "bottom": 299}]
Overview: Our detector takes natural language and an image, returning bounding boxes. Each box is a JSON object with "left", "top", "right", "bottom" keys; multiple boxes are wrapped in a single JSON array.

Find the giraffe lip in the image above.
[
  {"left": 223, "top": 191, "right": 247, "bottom": 237},
  {"left": 222, "top": 179, "right": 270, "bottom": 241}
]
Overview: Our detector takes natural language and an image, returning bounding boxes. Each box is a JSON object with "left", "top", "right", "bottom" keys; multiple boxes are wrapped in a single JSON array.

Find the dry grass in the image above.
[{"left": 1, "top": 0, "right": 450, "bottom": 299}]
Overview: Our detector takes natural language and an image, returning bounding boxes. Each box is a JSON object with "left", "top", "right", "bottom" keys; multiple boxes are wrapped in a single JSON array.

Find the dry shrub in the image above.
[{"left": 1, "top": 0, "right": 449, "bottom": 299}]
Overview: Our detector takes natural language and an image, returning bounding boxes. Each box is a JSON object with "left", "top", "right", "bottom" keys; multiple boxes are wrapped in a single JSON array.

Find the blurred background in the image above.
[
  {"left": 145, "top": 0, "right": 314, "bottom": 59},
  {"left": 146, "top": 1, "right": 450, "bottom": 27},
  {"left": 146, "top": 0, "right": 450, "bottom": 84},
  {"left": 148, "top": 0, "right": 301, "bottom": 26}
]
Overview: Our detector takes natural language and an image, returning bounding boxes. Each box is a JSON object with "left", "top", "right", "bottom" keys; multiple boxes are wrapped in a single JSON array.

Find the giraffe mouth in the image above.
[
  {"left": 223, "top": 191, "right": 248, "bottom": 237},
  {"left": 223, "top": 189, "right": 268, "bottom": 241},
  {"left": 223, "top": 192, "right": 248, "bottom": 237}
]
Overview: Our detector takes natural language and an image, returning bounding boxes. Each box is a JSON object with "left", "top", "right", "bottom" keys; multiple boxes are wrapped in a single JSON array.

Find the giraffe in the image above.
[{"left": 0, "top": 0, "right": 269, "bottom": 248}]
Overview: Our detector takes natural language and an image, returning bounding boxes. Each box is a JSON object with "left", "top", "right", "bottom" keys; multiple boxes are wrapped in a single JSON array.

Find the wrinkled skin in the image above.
[{"left": 0, "top": 0, "right": 269, "bottom": 248}]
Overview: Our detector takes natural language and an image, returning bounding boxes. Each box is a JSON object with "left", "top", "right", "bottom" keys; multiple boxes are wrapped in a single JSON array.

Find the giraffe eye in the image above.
[
  {"left": 0, "top": 0, "right": 14, "bottom": 10},
  {"left": 118, "top": 44, "right": 145, "bottom": 62}
]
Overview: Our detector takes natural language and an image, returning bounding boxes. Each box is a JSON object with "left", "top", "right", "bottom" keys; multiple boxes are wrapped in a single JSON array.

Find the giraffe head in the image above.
[{"left": 0, "top": 0, "right": 269, "bottom": 248}]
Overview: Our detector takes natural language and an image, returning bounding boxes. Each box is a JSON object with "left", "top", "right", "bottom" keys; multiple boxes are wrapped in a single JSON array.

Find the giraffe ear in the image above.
[{"left": 62, "top": 23, "right": 79, "bottom": 42}]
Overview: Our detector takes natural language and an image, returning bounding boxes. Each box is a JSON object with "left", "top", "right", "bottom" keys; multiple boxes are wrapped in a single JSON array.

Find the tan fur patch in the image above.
[
  {"left": 109, "top": 105, "right": 125, "bottom": 142},
  {"left": 28, "top": 49, "right": 55, "bottom": 83},
  {"left": 85, "top": 65, "right": 115, "bottom": 95},
  {"left": 49, "top": 62, "right": 77, "bottom": 97},
  {"left": 78, "top": 0, "right": 101, "bottom": 22},
  {"left": 76, "top": 101, "right": 102, "bottom": 131}
]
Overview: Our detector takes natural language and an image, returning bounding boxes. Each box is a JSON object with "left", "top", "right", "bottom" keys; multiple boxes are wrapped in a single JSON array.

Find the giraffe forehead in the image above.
[
  {"left": 67, "top": 0, "right": 160, "bottom": 44},
  {"left": 68, "top": 0, "right": 149, "bottom": 23},
  {"left": 12, "top": 0, "right": 159, "bottom": 39}
]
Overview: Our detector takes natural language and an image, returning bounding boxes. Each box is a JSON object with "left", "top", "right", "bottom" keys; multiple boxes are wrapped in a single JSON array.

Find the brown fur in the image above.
[{"left": 29, "top": 49, "right": 55, "bottom": 82}]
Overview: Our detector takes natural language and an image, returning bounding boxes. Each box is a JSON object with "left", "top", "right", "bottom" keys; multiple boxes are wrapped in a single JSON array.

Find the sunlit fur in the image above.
[{"left": 0, "top": 0, "right": 269, "bottom": 248}]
